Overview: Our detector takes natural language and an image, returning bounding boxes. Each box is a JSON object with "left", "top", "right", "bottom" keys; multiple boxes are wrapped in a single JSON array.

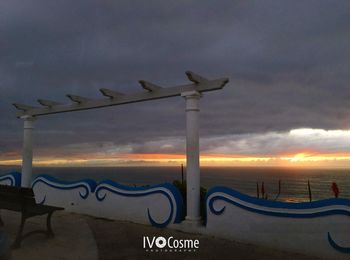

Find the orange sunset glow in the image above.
[{"left": 2, "top": 151, "right": 350, "bottom": 168}]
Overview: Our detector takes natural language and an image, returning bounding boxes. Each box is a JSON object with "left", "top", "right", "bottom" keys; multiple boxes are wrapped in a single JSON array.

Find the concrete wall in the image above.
[
  {"left": 0, "top": 173, "right": 183, "bottom": 228},
  {"left": 0, "top": 172, "right": 21, "bottom": 186},
  {"left": 32, "top": 175, "right": 183, "bottom": 227},
  {"left": 206, "top": 186, "right": 350, "bottom": 259},
  {"left": 2, "top": 172, "right": 349, "bottom": 258}
]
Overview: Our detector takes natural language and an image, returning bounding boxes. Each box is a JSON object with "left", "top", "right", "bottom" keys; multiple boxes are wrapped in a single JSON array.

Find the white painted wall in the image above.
[
  {"left": 2, "top": 172, "right": 349, "bottom": 258},
  {"left": 0, "top": 172, "right": 21, "bottom": 186},
  {"left": 31, "top": 175, "right": 183, "bottom": 228},
  {"left": 206, "top": 188, "right": 350, "bottom": 259}
]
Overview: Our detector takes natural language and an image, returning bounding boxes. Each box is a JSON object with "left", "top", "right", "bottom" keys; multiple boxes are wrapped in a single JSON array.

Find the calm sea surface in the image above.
[{"left": 1, "top": 166, "right": 350, "bottom": 202}]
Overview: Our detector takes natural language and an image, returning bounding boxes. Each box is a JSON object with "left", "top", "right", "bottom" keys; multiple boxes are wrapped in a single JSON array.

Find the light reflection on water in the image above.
[{"left": 1, "top": 166, "right": 349, "bottom": 202}]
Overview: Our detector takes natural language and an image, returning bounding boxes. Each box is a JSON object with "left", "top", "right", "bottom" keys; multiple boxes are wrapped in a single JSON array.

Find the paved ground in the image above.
[
  {"left": 85, "top": 216, "right": 323, "bottom": 260},
  {"left": 0, "top": 210, "right": 98, "bottom": 260},
  {"left": 0, "top": 211, "right": 323, "bottom": 260}
]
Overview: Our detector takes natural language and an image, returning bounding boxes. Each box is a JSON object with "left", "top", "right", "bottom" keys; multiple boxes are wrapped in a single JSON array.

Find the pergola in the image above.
[{"left": 13, "top": 71, "right": 229, "bottom": 225}]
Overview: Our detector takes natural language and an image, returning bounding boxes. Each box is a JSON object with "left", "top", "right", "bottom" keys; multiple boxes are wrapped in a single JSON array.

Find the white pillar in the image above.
[
  {"left": 21, "top": 116, "right": 35, "bottom": 187},
  {"left": 181, "top": 90, "right": 201, "bottom": 225}
]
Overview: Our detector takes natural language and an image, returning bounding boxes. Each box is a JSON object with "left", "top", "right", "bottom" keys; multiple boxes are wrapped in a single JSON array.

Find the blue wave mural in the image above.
[
  {"left": 206, "top": 186, "right": 350, "bottom": 253},
  {"left": 95, "top": 180, "right": 183, "bottom": 228},
  {"left": 31, "top": 174, "right": 182, "bottom": 228},
  {"left": 0, "top": 172, "right": 21, "bottom": 186},
  {"left": 32, "top": 174, "right": 97, "bottom": 200}
]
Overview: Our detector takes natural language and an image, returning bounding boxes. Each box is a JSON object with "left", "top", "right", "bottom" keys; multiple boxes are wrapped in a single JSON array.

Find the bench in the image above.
[{"left": 0, "top": 184, "right": 64, "bottom": 248}]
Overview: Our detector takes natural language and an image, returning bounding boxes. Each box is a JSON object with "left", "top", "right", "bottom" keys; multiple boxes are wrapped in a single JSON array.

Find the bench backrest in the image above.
[{"left": 0, "top": 185, "right": 36, "bottom": 211}]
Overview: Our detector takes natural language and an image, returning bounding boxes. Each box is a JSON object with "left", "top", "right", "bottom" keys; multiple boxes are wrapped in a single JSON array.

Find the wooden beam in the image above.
[
  {"left": 13, "top": 103, "right": 36, "bottom": 111},
  {"left": 186, "top": 71, "right": 209, "bottom": 84},
  {"left": 66, "top": 94, "right": 91, "bottom": 104},
  {"left": 37, "top": 99, "right": 62, "bottom": 107},
  {"left": 15, "top": 72, "right": 229, "bottom": 117},
  {"left": 99, "top": 88, "right": 125, "bottom": 99},
  {"left": 138, "top": 80, "right": 162, "bottom": 92}
]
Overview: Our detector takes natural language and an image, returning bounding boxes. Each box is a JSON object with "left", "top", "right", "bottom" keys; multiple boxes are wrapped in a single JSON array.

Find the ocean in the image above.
[{"left": 1, "top": 166, "right": 349, "bottom": 202}]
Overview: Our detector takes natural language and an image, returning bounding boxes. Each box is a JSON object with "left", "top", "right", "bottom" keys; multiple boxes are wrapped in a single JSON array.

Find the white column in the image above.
[
  {"left": 181, "top": 90, "right": 201, "bottom": 224},
  {"left": 21, "top": 116, "right": 35, "bottom": 187}
]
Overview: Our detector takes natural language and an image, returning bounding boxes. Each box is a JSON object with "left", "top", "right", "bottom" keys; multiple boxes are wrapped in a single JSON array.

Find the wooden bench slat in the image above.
[{"left": 0, "top": 184, "right": 64, "bottom": 248}]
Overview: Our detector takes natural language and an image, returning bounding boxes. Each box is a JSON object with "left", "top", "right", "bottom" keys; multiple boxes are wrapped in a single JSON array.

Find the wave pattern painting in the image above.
[
  {"left": 0, "top": 172, "right": 21, "bottom": 187},
  {"left": 31, "top": 174, "right": 182, "bottom": 228},
  {"left": 206, "top": 186, "right": 350, "bottom": 260},
  {"left": 95, "top": 180, "right": 183, "bottom": 227}
]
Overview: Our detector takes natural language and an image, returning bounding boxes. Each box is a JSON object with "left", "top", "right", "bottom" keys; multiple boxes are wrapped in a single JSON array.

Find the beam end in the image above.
[
  {"left": 66, "top": 94, "right": 90, "bottom": 104},
  {"left": 185, "top": 71, "right": 209, "bottom": 84},
  {"left": 13, "top": 103, "right": 34, "bottom": 111},
  {"left": 138, "top": 80, "right": 162, "bottom": 92},
  {"left": 219, "top": 77, "right": 229, "bottom": 88},
  {"left": 37, "top": 99, "right": 62, "bottom": 107},
  {"left": 99, "top": 88, "right": 125, "bottom": 99}
]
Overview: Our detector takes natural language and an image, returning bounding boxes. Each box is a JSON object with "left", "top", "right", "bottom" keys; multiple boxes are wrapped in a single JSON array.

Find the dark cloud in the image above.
[{"left": 1, "top": 0, "right": 350, "bottom": 158}]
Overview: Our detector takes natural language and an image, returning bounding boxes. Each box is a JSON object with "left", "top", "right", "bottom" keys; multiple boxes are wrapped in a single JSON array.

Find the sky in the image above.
[{"left": 1, "top": 0, "right": 350, "bottom": 167}]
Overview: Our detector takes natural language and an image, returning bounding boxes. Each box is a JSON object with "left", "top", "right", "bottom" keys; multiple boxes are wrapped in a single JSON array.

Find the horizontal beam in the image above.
[
  {"left": 66, "top": 94, "right": 91, "bottom": 104},
  {"left": 37, "top": 99, "right": 62, "bottom": 107},
  {"left": 15, "top": 72, "right": 229, "bottom": 118},
  {"left": 99, "top": 88, "right": 125, "bottom": 98},
  {"left": 13, "top": 103, "right": 36, "bottom": 111},
  {"left": 139, "top": 80, "right": 162, "bottom": 92},
  {"left": 186, "top": 71, "right": 209, "bottom": 84}
]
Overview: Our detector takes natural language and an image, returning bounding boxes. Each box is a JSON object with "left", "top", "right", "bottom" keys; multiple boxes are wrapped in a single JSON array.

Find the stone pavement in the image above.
[
  {"left": 0, "top": 210, "right": 322, "bottom": 260},
  {"left": 1, "top": 210, "right": 97, "bottom": 260}
]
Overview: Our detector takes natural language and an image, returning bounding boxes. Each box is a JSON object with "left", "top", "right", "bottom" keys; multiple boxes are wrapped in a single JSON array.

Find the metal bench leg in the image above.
[
  {"left": 46, "top": 211, "right": 54, "bottom": 238},
  {"left": 12, "top": 214, "right": 26, "bottom": 249},
  {"left": 0, "top": 213, "right": 4, "bottom": 227}
]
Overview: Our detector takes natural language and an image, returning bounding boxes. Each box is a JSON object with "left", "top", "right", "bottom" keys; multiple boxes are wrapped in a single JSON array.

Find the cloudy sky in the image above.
[{"left": 1, "top": 0, "right": 350, "bottom": 167}]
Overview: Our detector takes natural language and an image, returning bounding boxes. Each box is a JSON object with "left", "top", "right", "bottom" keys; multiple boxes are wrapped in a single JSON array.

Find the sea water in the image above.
[{"left": 1, "top": 166, "right": 349, "bottom": 202}]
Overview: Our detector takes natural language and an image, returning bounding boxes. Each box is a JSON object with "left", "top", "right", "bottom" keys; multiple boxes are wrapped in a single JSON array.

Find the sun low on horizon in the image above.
[
  {"left": 1, "top": 0, "right": 350, "bottom": 173},
  {"left": 2, "top": 128, "right": 350, "bottom": 169}
]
